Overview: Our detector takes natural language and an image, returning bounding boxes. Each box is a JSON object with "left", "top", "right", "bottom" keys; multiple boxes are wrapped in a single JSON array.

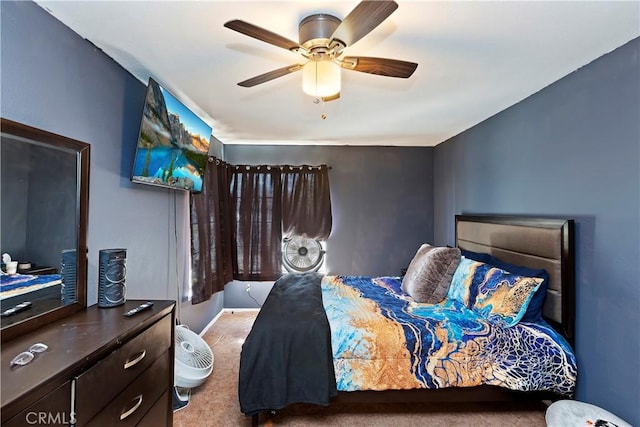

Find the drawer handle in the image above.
[
  {"left": 123, "top": 350, "right": 146, "bottom": 370},
  {"left": 120, "top": 394, "right": 143, "bottom": 421}
]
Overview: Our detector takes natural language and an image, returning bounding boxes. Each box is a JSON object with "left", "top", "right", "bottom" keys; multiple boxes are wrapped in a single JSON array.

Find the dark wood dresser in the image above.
[{"left": 1, "top": 300, "right": 175, "bottom": 426}]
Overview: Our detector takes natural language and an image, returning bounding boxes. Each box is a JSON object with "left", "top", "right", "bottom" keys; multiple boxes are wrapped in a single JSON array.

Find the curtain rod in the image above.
[
  {"left": 233, "top": 165, "right": 332, "bottom": 171},
  {"left": 210, "top": 157, "right": 331, "bottom": 170}
]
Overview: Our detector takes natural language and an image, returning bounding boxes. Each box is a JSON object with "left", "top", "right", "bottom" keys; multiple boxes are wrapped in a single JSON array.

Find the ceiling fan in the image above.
[{"left": 224, "top": 0, "right": 418, "bottom": 101}]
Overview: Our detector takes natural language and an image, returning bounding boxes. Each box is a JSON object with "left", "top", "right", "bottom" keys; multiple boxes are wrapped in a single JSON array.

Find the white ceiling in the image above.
[{"left": 36, "top": 1, "right": 639, "bottom": 147}]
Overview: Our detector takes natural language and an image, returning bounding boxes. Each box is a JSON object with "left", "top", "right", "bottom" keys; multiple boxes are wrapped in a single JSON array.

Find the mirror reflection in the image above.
[{"left": 1, "top": 132, "right": 79, "bottom": 328}]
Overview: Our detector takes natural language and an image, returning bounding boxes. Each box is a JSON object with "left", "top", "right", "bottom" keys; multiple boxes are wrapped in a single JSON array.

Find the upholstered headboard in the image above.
[{"left": 455, "top": 215, "right": 575, "bottom": 345}]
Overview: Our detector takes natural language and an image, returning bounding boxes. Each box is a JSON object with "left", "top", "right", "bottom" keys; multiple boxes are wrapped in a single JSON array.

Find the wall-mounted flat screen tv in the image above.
[{"left": 131, "top": 78, "right": 211, "bottom": 192}]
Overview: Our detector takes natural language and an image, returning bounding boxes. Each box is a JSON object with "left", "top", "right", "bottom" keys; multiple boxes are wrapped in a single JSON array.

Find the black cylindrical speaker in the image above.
[{"left": 98, "top": 248, "right": 127, "bottom": 308}]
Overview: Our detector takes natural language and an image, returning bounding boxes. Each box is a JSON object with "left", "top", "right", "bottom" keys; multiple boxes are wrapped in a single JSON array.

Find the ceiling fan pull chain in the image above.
[{"left": 311, "top": 96, "right": 327, "bottom": 120}]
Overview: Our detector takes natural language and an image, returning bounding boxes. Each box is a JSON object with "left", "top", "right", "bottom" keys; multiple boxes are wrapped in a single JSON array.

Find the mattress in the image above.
[{"left": 0, "top": 273, "right": 62, "bottom": 300}]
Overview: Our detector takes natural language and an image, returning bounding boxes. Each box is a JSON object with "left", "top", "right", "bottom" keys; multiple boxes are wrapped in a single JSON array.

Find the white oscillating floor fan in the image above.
[{"left": 173, "top": 324, "right": 214, "bottom": 411}]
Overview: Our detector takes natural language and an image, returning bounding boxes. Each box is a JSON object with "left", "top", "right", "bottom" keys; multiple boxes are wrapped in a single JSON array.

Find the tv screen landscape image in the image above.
[{"left": 132, "top": 78, "right": 211, "bottom": 192}]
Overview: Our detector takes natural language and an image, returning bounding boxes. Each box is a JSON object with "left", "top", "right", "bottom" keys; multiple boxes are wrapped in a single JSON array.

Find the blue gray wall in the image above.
[
  {"left": 224, "top": 145, "right": 434, "bottom": 308},
  {"left": 2, "top": 136, "right": 77, "bottom": 269},
  {"left": 0, "top": 1, "right": 222, "bottom": 333},
  {"left": 434, "top": 38, "right": 639, "bottom": 425},
  {"left": 1, "top": 139, "right": 31, "bottom": 261},
  {"left": 225, "top": 145, "right": 434, "bottom": 275}
]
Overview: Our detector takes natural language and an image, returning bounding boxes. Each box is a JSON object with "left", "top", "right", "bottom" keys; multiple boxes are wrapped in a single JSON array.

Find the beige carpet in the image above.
[{"left": 173, "top": 310, "right": 548, "bottom": 427}]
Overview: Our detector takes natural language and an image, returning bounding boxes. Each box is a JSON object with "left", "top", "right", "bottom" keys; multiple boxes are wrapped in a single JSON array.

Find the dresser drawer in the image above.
[
  {"left": 3, "top": 382, "right": 72, "bottom": 427},
  {"left": 135, "top": 390, "right": 171, "bottom": 427},
  {"left": 85, "top": 351, "right": 170, "bottom": 427},
  {"left": 75, "top": 314, "right": 172, "bottom": 425}
]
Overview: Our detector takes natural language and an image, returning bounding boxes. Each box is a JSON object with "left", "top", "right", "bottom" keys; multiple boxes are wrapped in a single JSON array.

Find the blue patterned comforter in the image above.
[
  {"left": 0, "top": 273, "right": 61, "bottom": 300},
  {"left": 322, "top": 275, "right": 576, "bottom": 395}
]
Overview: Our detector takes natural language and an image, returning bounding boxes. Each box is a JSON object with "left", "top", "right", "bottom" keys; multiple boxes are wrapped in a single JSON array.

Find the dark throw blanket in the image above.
[{"left": 238, "top": 273, "right": 337, "bottom": 416}]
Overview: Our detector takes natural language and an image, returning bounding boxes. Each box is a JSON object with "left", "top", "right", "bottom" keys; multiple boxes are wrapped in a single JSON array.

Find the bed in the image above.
[
  {"left": 238, "top": 215, "right": 576, "bottom": 424},
  {"left": 0, "top": 273, "right": 62, "bottom": 303}
]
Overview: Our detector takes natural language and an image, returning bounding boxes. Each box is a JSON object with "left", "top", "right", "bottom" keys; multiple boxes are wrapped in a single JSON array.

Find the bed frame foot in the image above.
[{"left": 251, "top": 413, "right": 258, "bottom": 427}]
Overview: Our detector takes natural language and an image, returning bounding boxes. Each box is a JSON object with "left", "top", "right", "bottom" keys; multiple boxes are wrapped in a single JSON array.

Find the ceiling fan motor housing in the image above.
[{"left": 299, "top": 14, "right": 342, "bottom": 51}]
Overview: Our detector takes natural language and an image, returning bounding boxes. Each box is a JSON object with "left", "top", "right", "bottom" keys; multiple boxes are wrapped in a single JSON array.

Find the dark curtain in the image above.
[
  {"left": 190, "top": 162, "right": 332, "bottom": 302},
  {"left": 189, "top": 158, "right": 233, "bottom": 304},
  {"left": 281, "top": 165, "right": 332, "bottom": 240},
  {"left": 230, "top": 166, "right": 283, "bottom": 281}
]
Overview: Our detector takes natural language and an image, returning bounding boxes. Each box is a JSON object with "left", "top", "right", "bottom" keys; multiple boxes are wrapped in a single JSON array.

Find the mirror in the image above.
[{"left": 0, "top": 118, "right": 89, "bottom": 342}]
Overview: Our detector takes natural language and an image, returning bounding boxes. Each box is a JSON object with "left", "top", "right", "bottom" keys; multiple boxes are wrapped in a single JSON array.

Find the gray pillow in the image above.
[{"left": 401, "top": 244, "right": 461, "bottom": 303}]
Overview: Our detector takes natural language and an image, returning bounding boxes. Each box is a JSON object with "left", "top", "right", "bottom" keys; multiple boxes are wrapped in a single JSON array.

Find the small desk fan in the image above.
[{"left": 173, "top": 325, "right": 214, "bottom": 410}]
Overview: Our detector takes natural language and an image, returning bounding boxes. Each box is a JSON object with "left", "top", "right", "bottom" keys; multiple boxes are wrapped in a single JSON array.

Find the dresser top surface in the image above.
[{"left": 1, "top": 300, "right": 175, "bottom": 413}]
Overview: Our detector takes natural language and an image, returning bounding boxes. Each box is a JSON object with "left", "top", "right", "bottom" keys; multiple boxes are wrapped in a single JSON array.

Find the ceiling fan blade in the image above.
[
  {"left": 330, "top": 0, "right": 398, "bottom": 49},
  {"left": 237, "top": 64, "right": 303, "bottom": 87},
  {"left": 342, "top": 57, "right": 417, "bottom": 78},
  {"left": 224, "top": 19, "right": 301, "bottom": 52}
]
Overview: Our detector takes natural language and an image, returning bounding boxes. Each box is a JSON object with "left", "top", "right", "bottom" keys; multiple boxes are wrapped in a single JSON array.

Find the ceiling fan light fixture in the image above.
[{"left": 302, "top": 60, "right": 341, "bottom": 98}]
